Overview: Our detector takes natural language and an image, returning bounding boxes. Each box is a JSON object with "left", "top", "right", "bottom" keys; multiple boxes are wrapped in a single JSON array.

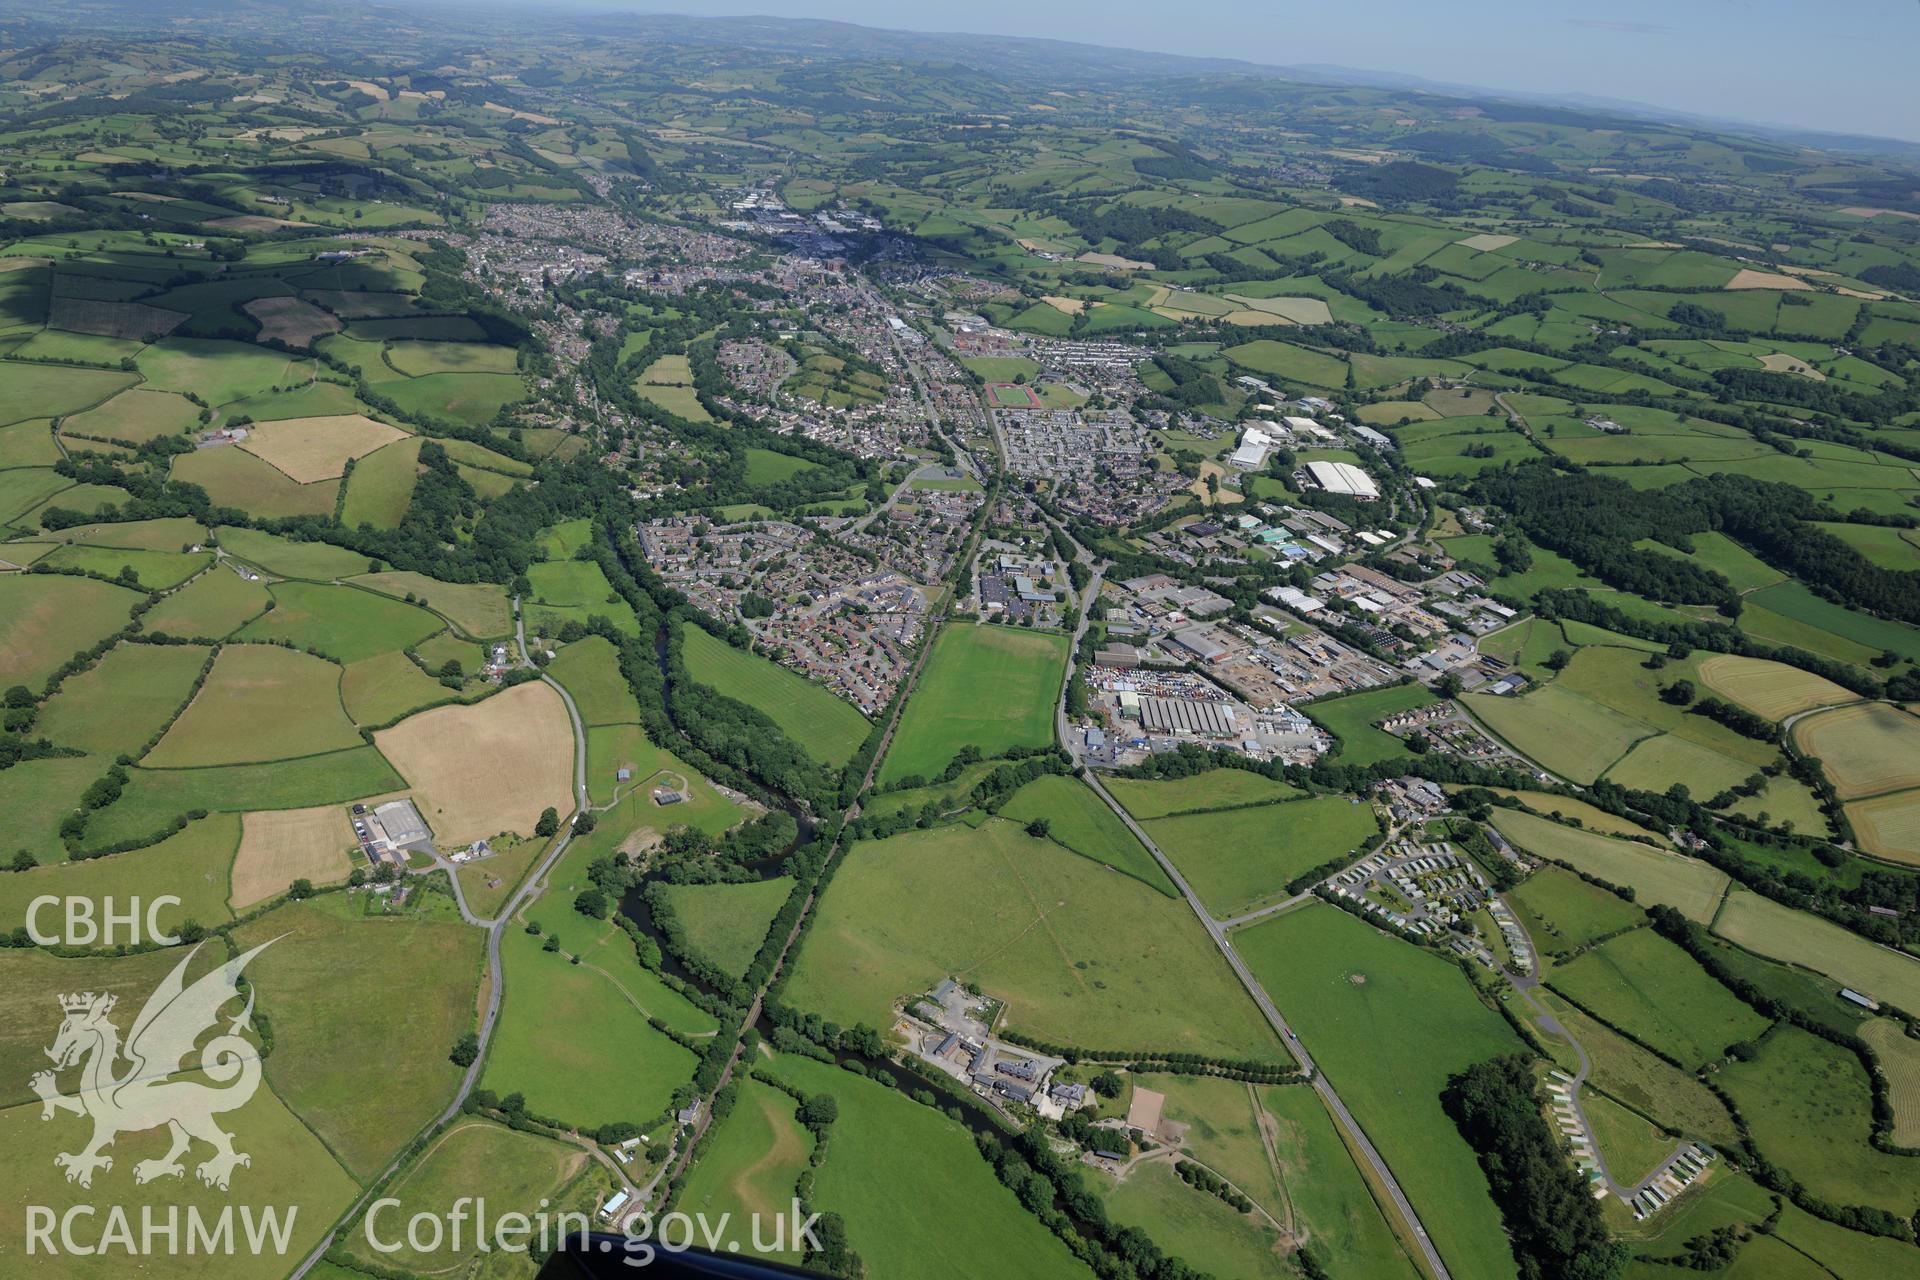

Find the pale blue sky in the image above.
[{"left": 582, "top": 1, "right": 1920, "bottom": 142}]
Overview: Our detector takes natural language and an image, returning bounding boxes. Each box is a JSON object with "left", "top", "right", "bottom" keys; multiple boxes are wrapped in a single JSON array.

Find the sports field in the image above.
[
  {"left": 1712, "top": 887, "right": 1920, "bottom": 1012},
  {"left": 375, "top": 680, "right": 575, "bottom": 843},
  {"left": 1105, "top": 768, "right": 1302, "bottom": 819},
  {"left": 1000, "top": 774, "right": 1176, "bottom": 894},
  {"left": 786, "top": 819, "right": 1282, "bottom": 1059},
  {"left": 145, "top": 643, "right": 362, "bottom": 767},
  {"left": 878, "top": 623, "right": 1067, "bottom": 785},
  {"left": 1792, "top": 702, "right": 1920, "bottom": 798},
  {"left": 230, "top": 803, "right": 367, "bottom": 908},
  {"left": 1234, "top": 904, "right": 1522, "bottom": 1280},
  {"left": 484, "top": 927, "right": 701, "bottom": 1129},
  {"left": 1548, "top": 927, "right": 1769, "bottom": 1068},
  {"left": 0, "top": 573, "right": 143, "bottom": 690},
  {"left": 233, "top": 897, "right": 482, "bottom": 1179},
  {"left": 680, "top": 622, "right": 869, "bottom": 767},
  {"left": 1489, "top": 808, "right": 1727, "bottom": 920},
  {"left": 1696, "top": 654, "right": 1855, "bottom": 720},
  {"left": 1143, "top": 795, "right": 1378, "bottom": 916},
  {"left": 988, "top": 381, "right": 1043, "bottom": 407},
  {"left": 764, "top": 1052, "right": 1096, "bottom": 1280}
]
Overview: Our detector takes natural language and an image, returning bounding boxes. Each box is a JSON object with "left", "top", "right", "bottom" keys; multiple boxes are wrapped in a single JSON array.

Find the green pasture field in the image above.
[
  {"left": 1143, "top": 795, "right": 1377, "bottom": 917},
  {"left": 1490, "top": 809, "right": 1727, "bottom": 920},
  {"left": 36, "top": 640, "right": 209, "bottom": 755},
  {"left": 1097, "top": 1157, "right": 1289, "bottom": 1279},
  {"left": 214, "top": 528, "right": 373, "bottom": 581},
  {"left": 1634, "top": 531, "right": 1784, "bottom": 593},
  {"left": 0, "top": 420, "right": 60, "bottom": 468},
  {"left": 0, "top": 572, "right": 143, "bottom": 690},
  {"left": 415, "top": 630, "right": 487, "bottom": 679},
  {"left": 352, "top": 570, "right": 511, "bottom": 637},
  {"left": 338, "top": 435, "right": 421, "bottom": 528},
  {"left": 137, "top": 337, "right": 313, "bottom": 404},
  {"left": 384, "top": 338, "right": 517, "bottom": 376},
  {"left": 1712, "top": 888, "right": 1920, "bottom": 1013},
  {"left": 143, "top": 566, "right": 271, "bottom": 638},
  {"left": 680, "top": 623, "right": 869, "bottom": 767},
  {"left": 83, "top": 747, "right": 403, "bottom": 847},
  {"left": 0, "top": 1042, "right": 358, "bottom": 1280},
  {"left": 1462, "top": 683, "right": 1650, "bottom": 784},
  {"left": 0, "top": 360, "right": 137, "bottom": 423},
  {"left": 1223, "top": 339, "right": 1349, "bottom": 388},
  {"left": 60, "top": 387, "right": 201, "bottom": 443},
  {"left": 30, "top": 515, "right": 204, "bottom": 551},
  {"left": 1, "top": 467, "right": 100, "bottom": 525},
  {"left": 1606, "top": 732, "right": 1770, "bottom": 800},
  {"left": 438, "top": 435, "right": 534, "bottom": 477},
  {"left": 38, "top": 543, "right": 210, "bottom": 589},
  {"left": 1104, "top": 768, "right": 1302, "bottom": 819},
  {"left": 1235, "top": 904, "right": 1521, "bottom": 1280},
  {"left": 234, "top": 896, "right": 482, "bottom": 1179},
  {"left": 1478, "top": 787, "right": 1673, "bottom": 844},
  {"left": 653, "top": 877, "right": 794, "bottom": 978},
  {"left": 1816, "top": 520, "right": 1920, "bottom": 570},
  {"left": 0, "top": 813, "right": 238, "bottom": 937},
  {"left": 1721, "top": 1025, "right": 1920, "bottom": 1217},
  {"left": 1305, "top": 683, "right": 1439, "bottom": 765},
  {"left": 340, "top": 650, "right": 455, "bottom": 725},
  {"left": 0, "top": 754, "right": 113, "bottom": 861},
  {"left": 999, "top": 775, "right": 1175, "bottom": 895},
  {"left": 1581, "top": 1088, "right": 1676, "bottom": 1189},
  {"left": 378, "top": 370, "right": 526, "bottom": 424},
  {"left": 743, "top": 446, "right": 821, "bottom": 484},
  {"left": 484, "top": 928, "right": 700, "bottom": 1130},
  {"left": 858, "top": 759, "right": 1003, "bottom": 823},
  {"left": 1747, "top": 580, "right": 1920, "bottom": 663},
  {"left": 238, "top": 580, "right": 443, "bottom": 663},
  {"left": 338, "top": 1120, "right": 587, "bottom": 1275},
  {"left": 1769, "top": 1195, "right": 1920, "bottom": 1278},
  {"left": 551, "top": 634, "right": 644, "bottom": 725},
  {"left": 786, "top": 819, "right": 1281, "bottom": 1060},
  {"left": 877, "top": 623, "right": 1067, "bottom": 785},
  {"left": 674, "top": 1077, "right": 813, "bottom": 1262},
  {"left": 765, "top": 1052, "right": 1096, "bottom": 1280},
  {"left": 144, "top": 644, "right": 361, "bottom": 766},
  {"left": 525, "top": 558, "right": 641, "bottom": 636},
  {"left": 1530, "top": 991, "right": 1740, "bottom": 1147},
  {"left": 172, "top": 445, "right": 339, "bottom": 518},
  {"left": 1549, "top": 928, "right": 1770, "bottom": 1067},
  {"left": 1505, "top": 866, "right": 1647, "bottom": 957},
  {"left": 583, "top": 726, "right": 743, "bottom": 835},
  {"left": 349, "top": 315, "right": 487, "bottom": 342},
  {"left": 538, "top": 517, "right": 593, "bottom": 559}
]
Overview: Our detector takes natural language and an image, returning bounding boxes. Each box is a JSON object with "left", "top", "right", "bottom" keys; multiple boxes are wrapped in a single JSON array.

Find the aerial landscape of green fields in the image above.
[{"left": 3, "top": 1, "right": 1920, "bottom": 1278}]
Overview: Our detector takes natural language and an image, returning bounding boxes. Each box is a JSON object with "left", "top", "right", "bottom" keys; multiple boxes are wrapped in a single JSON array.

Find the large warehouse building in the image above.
[{"left": 1304, "top": 459, "right": 1380, "bottom": 501}]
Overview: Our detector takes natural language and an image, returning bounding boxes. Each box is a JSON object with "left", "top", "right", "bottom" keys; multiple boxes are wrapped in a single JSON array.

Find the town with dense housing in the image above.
[{"left": 2, "top": 3, "right": 1920, "bottom": 1280}]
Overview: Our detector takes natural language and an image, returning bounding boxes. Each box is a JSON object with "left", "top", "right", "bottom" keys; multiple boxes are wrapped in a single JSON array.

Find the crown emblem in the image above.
[{"left": 59, "top": 992, "right": 114, "bottom": 1015}]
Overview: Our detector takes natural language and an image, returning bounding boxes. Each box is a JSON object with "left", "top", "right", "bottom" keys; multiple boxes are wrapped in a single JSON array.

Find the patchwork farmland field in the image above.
[
  {"left": 878, "top": 623, "right": 1067, "bottom": 785},
  {"left": 375, "top": 680, "right": 575, "bottom": 843}
]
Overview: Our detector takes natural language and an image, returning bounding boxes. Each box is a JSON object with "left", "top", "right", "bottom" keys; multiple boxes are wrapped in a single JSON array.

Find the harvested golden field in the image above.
[
  {"left": 1696, "top": 654, "right": 1855, "bottom": 720},
  {"left": 230, "top": 801, "right": 386, "bottom": 908},
  {"left": 1792, "top": 703, "right": 1920, "bottom": 798},
  {"left": 1862, "top": 1018, "right": 1920, "bottom": 1147},
  {"left": 1846, "top": 790, "right": 1920, "bottom": 867},
  {"left": 239, "top": 413, "right": 408, "bottom": 483},
  {"left": 374, "top": 680, "right": 573, "bottom": 843},
  {"left": 242, "top": 295, "right": 341, "bottom": 348},
  {"left": 1725, "top": 269, "right": 1812, "bottom": 291}
]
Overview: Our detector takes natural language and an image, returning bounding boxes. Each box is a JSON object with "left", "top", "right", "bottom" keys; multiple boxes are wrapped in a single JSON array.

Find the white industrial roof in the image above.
[{"left": 1304, "top": 459, "right": 1379, "bottom": 499}]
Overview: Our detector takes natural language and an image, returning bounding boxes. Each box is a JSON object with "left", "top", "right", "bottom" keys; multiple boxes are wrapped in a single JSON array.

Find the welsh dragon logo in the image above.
[{"left": 31, "top": 940, "right": 276, "bottom": 1191}]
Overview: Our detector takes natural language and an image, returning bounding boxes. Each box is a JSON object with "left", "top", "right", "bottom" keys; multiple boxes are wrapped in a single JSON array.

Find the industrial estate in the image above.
[{"left": 2, "top": 3, "right": 1920, "bottom": 1279}]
